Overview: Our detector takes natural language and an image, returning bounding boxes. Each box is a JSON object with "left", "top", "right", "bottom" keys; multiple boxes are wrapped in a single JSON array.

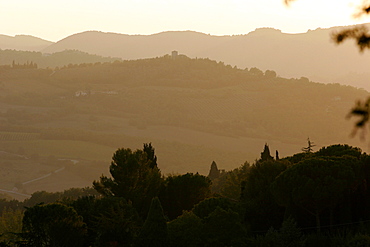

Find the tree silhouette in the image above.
[
  {"left": 137, "top": 197, "right": 168, "bottom": 247},
  {"left": 72, "top": 196, "right": 141, "bottom": 247},
  {"left": 93, "top": 143, "right": 162, "bottom": 218},
  {"left": 143, "top": 142, "right": 157, "bottom": 169},
  {"left": 202, "top": 207, "right": 248, "bottom": 246},
  {"left": 272, "top": 157, "right": 356, "bottom": 232},
  {"left": 346, "top": 98, "right": 370, "bottom": 139},
  {"left": 22, "top": 203, "right": 86, "bottom": 247},
  {"left": 241, "top": 159, "right": 287, "bottom": 232},
  {"left": 220, "top": 162, "right": 251, "bottom": 200},
  {"left": 207, "top": 161, "right": 220, "bottom": 180},
  {"left": 301, "top": 138, "right": 315, "bottom": 153},
  {"left": 160, "top": 173, "right": 211, "bottom": 220},
  {"left": 167, "top": 211, "right": 203, "bottom": 247},
  {"left": 261, "top": 143, "right": 273, "bottom": 161}
]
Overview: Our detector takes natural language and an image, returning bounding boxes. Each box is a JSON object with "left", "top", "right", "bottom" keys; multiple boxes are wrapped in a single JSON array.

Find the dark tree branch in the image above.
[
  {"left": 346, "top": 97, "right": 370, "bottom": 139},
  {"left": 353, "top": 2, "right": 370, "bottom": 18},
  {"left": 332, "top": 26, "right": 370, "bottom": 52}
]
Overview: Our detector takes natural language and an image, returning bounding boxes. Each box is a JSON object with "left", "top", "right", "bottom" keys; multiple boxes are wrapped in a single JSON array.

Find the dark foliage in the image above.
[
  {"left": 241, "top": 159, "right": 288, "bottom": 232},
  {"left": 137, "top": 197, "right": 168, "bottom": 247},
  {"left": 347, "top": 97, "right": 370, "bottom": 138},
  {"left": 3, "top": 144, "right": 370, "bottom": 246},
  {"left": 207, "top": 161, "right": 220, "bottom": 181},
  {"left": 167, "top": 211, "right": 203, "bottom": 247},
  {"left": 22, "top": 203, "right": 86, "bottom": 247},
  {"left": 202, "top": 207, "right": 248, "bottom": 247},
  {"left": 261, "top": 143, "right": 274, "bottom": 161},
  {"left": 71, "top": 196, "right": 142, "bottom": 247},
  {"left": 192, "top": 197, "right": 240, "bottom": 219},
  {"left": 93, "top": 144, "right": 162, "bottom": 218},
  {"left": 160, "top": 173, "right": 211, "bottom": 220}
]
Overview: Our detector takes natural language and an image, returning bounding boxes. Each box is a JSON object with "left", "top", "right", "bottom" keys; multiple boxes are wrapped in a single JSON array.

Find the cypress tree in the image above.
[
  {"left": 207, "top": 161, "right": 220, "bottom": 180},
  {"left": 143, "top": 142, "right": 158, "bottom": 169},
  {"left": 261, "top": 143, "right": 273, "bottom": 161},
  {"left": 137, "top": 197, "right": 168, "bottom": 247}
]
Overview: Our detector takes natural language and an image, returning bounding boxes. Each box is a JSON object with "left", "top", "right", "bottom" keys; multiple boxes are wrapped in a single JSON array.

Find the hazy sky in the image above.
[{"left": 1, "top": 0, "right": 369, "bottom": 42}]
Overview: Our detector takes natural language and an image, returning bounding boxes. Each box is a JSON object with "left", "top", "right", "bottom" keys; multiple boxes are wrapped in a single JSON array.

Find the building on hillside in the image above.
[{"left": 171, "top": 50, "right": 178, "bottom": 59}]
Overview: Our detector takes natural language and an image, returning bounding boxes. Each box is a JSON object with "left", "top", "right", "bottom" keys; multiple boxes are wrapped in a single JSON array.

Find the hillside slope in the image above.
[
  {"left": 40, "top": 26, "right": 370, "bottom": 90},
  {"left": 0, "top": 56, "right": 368, "bottom": 196}
]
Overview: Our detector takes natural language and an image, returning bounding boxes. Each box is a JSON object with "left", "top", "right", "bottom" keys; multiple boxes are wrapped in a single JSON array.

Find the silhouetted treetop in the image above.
[
  {"left": 143, "top": 142, "right": 158, "bottom": 169},
  {"left": 302, "top": 138, "right": 315, "bottom": 153},
  {"left": 261, "top": 143, "right": 274, "bottom": 161},
  {"left": 207, "top": 161, "right": 220, "bottom": 180},
  {"left": 315, "top": 144, "right": 362, "bottom": 158},
  {"left": 93, "top": 143, "right": 162, "bottom": 218}
]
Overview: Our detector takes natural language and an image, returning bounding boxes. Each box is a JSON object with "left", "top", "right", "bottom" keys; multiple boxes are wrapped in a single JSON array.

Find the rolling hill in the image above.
[
  {"left": 3, "top": 25, "right": 370, "bottom": 90},
  {"left": 0, "top": 34, "right": 53, "bottom": 51},
  {"left": 38, "top": 26, "right": 370, "bottom": 90},
  {"left": 0, "top": 55, "right": 368, "bottom": 197}
]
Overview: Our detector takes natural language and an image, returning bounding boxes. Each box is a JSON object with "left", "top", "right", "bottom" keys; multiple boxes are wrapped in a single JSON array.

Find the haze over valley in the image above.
[{"left": 0, "top": 39, "right": 368, "bottom": 198}]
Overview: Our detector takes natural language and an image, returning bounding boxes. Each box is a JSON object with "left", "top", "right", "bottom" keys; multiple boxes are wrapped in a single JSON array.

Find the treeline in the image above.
[
  {"left": 0, "top": 54, "right": 283, "bottom": 88},
  {"left": 49, "top": 54, "right": 283, "bottom": 89},
  {"left": 0, "top": 143, "right": 369, "bottom": 246},
  {"left": 0, "top": 61, "right": 39, "bottom": 69},
  {"left": 0, "top": 49, "right": 120, "bottom": 69},
  {"left": 0, "top": 51, "right": 302, "bottom": 89}
]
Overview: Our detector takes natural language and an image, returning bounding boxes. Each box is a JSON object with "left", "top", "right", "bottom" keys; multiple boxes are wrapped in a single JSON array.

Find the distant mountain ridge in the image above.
[
  {"left": 0, "top": 34, "right": 53, "bottom": 51},
  {"left": 42, "top": 30, "right": 235, "bottom": 59},
  {"left": 3, "top": 25, "right": 370, "bottom": 90}
]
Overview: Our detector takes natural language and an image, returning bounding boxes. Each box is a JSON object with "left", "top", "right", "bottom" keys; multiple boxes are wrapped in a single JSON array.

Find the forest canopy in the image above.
[{"left": 0, "top": 143, "right": 369, "bottom": 246}]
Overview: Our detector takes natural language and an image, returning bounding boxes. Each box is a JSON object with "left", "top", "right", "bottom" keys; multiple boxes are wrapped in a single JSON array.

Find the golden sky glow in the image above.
[{"left": 0, "top": 0, "right": 369, "bottom": 41}]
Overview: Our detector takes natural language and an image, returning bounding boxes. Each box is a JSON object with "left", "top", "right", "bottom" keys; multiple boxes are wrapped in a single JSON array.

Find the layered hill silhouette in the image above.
[
  {"left": 39, "top": 26, "right": 370, "bottom": 89},
  {"left": 42, "top": 31, "right": 234, "bottom": 60},
  {"left": 3, "top": 25, "right": 370, "bottom": 90},
  {"left": 0, "top": 49, "right": 120, "bottom": 68},
  {"left": 0, "top": 34, "right": 53, "bottom": 51}
]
